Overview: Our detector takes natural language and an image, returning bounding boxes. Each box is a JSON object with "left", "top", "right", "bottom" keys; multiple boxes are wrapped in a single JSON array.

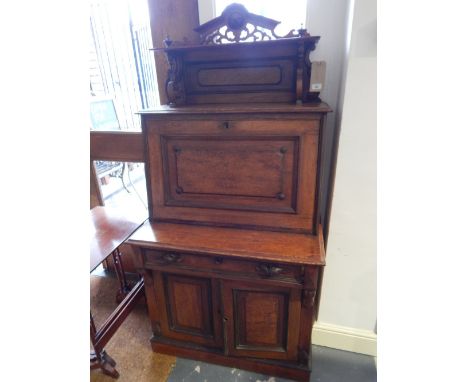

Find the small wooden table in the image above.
[{"left": 90, "top": 206, "right": 146, "bottom": 378}]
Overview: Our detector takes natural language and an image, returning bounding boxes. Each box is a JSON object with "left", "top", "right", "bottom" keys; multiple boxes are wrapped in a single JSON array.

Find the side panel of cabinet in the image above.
[
  {"left": 152, "top": 271, "right": 223, "bottom": 348},
  {"left": 221, "top": 279, "right": 301, "bottom": 361}
]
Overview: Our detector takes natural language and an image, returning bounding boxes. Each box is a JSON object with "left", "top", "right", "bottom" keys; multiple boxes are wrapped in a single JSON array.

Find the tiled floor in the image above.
[{"left": 168, "top": 346, "right": 377, "bottom": 382}]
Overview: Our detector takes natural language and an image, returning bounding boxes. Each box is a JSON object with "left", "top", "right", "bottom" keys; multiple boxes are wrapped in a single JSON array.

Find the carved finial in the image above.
[{"left": 297, "top": 24, "right": 309, "bottom": 38}]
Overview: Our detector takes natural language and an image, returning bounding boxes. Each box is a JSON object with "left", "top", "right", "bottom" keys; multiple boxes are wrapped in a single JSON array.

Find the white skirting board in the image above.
[{"left": 312, "top": 322, "right": 377, "bottom": 356}]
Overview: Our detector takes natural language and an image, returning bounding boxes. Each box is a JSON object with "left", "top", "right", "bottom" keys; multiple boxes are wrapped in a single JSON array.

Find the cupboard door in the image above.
[
  {"left": 154, "top": 272, "right": 223, "bottom": 348},
  {"left": 221, "top": 280, "right": 301, "bottom": 361}
]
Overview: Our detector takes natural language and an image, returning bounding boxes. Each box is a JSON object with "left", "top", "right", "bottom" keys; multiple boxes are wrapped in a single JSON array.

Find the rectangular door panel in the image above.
[
  {"left": 162, "top": 136, "right": 298, "bottom": 213},
  {"left": 165, "top": 274, "right": 213, "bottom": 336},
  {"left": 236, "top": 290, "right": 288, "bottom": 349},
  {"left": 153, "top": 271, "right": 223, "bottom": 348},
  {"left": 221, "top": 279, "right": 301, "bottom": 361}
]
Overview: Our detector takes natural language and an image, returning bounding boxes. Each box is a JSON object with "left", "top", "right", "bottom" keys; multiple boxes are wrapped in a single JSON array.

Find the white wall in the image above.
[
  {"left": 198, "top": 0, "right": 216, "bottom": 25},
  {"left": 305, "top": 1, "right": 352, "bottom": 235},
  {"left": 317, "top": 0, "right": 376, "bottom": 334}
]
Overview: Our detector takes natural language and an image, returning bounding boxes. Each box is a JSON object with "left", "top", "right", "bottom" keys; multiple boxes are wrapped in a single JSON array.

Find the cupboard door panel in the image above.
[
  {"left": 165, "top": 274, "right": 212, "bottom": 335},
  {"left": 155, "top": 272, "right": 223, "bottom": 348},
  {"left": 237, "top": 290, "right": 288, "bottom": 348},
  {"left": 222, "top": 280, "right": 301, "bottom": 361}
]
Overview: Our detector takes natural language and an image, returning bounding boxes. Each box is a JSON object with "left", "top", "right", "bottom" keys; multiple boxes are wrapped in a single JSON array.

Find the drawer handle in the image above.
[
  {"left": 256, "top": 263, "right": 283, "bottom": 278},
  {"left": 160, "top": 253, "right": 183, "bottom": 264}
]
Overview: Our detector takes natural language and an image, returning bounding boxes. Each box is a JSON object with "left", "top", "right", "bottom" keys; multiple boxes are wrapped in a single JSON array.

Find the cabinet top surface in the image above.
[
  {"left": 139, "top": 102, "right": 332, "bottom": 116},
  {"left": 127, "top": 220, "right": 325, "bottom": 266}
]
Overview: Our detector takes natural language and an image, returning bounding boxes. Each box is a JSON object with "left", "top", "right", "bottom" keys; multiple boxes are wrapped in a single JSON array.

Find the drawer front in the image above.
[
  {"left": 143, "top": 249, "right": 303, "bottom": 285},
  {"left": 145, "top": 117, "right": 320, "bottom": 232}
]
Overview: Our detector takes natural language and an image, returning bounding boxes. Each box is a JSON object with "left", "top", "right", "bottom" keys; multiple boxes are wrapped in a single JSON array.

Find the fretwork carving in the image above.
[{"left": 194, "top": 3, "right": 310, "bottom": 45}]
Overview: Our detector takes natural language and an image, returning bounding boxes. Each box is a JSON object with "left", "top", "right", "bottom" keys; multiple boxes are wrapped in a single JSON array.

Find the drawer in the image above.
[{"left": 143, "top": 249, "right": 303, "bottom": 285}]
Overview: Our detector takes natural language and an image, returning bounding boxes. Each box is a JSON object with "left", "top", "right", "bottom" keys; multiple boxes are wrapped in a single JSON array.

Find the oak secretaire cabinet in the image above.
[{"left": 128, "top": 4, "right": 331, "bottom": 381}]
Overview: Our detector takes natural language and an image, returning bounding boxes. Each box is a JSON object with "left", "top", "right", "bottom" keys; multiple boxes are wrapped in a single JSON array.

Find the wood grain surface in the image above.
[
  {"left": 127, "top": 220, "right": 325, "bottom": 266},
  {"left": 90, "top": 206, "right": 146, "bottom": 272}
]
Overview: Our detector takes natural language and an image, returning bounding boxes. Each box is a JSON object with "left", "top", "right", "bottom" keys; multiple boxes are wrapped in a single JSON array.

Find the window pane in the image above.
[
  {"left": 214, "top": 0, "right": 307, "bottom": 35},
  {"left": 93, "top": 160, "right": 148, "bottom": 217},
  {"left": 90, "top": 0, "right": 158, "bottom": 131}
]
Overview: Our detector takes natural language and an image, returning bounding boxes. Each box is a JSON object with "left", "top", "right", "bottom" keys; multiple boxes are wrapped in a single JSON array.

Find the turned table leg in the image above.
[
  {"left": 111, "top": 248, "right": 131, "bottom": 303},
  {"left": 90, "top": 312, "right": 119, "bottom": 378}
]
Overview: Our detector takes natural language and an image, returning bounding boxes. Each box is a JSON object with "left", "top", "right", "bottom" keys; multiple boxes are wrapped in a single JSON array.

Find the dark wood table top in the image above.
[
  {"left": 90, "top": 206, "right": 147, "bottom": 273},
  {"left": 127, "top": 220, "right": 326, "bottom": 266}
]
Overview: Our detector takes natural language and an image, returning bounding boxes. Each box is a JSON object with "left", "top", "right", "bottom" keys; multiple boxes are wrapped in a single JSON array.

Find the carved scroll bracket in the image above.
[
  {"left": 302, "top": 288, "right": 317, "bottom": 309},
  {"left": 165, "top": 53, "right": 185, "bottom": 106},
  {"left": 152, "top": 321, "right": 162, "bottom": 336}
]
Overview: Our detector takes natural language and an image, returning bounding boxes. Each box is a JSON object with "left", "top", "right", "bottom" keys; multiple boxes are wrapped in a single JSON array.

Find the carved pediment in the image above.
[
  {"left": 161, "top": 3, "right": 321, "bottom": 106},
  {"left": 194, "top": 3, "right": 309, "bottom": 45}
]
